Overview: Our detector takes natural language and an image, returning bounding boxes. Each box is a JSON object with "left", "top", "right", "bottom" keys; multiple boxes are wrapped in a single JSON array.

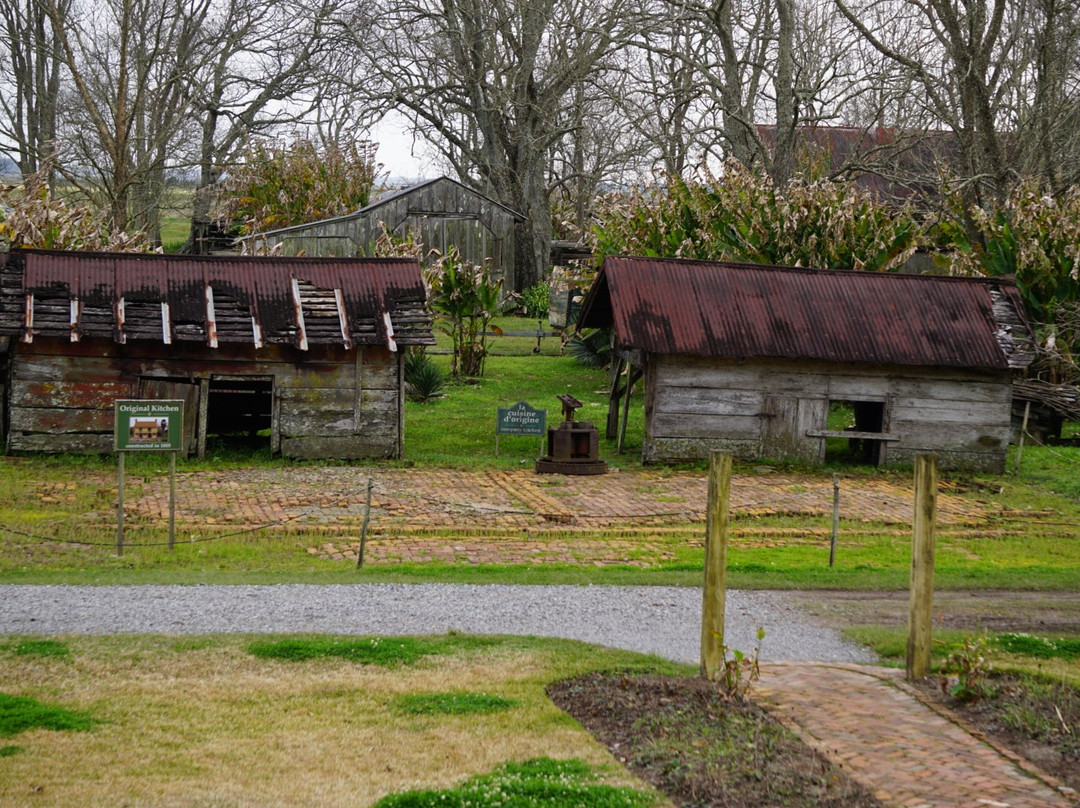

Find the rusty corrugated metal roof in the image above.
[
  {"left": 578, "top": 257, "right": 1034, "bottom": 371},
  {"left": 0, "top": 248, "right": 434, "bottom": 349}
]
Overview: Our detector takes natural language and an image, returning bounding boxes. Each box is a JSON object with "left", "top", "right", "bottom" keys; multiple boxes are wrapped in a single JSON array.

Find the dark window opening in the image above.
[
  {"left": 206, "top": 377, "right": 273, "bottom": 454},
  {"left": 825, "top": 399, "right": 885, "bottom": 465}
]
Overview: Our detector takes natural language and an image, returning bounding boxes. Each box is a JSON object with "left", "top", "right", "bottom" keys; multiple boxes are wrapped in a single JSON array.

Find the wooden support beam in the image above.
[
  {"left": 382, "top": 311, "right": 397, "bottom": 353},
  {"left": 607, "top": 357, "right": 625, "bottom": 439},
  {"left": 204, "top": 285, "right": 219, "bottom": 348},
  {"left": 161, "top": 302, "right": 172, "bottom": 345},
  {"left": 23, "top": 293, "right": 34, "bottom": 343},
  {"left": 617, "top": 365, "right": 639, "bottom": 454},
  {"left": 69, "top": 299, "right": 81, "bottom": 342},
  {"left": 335, "top": 289, "right": 352, "bottom": 349},
  {"left": 115, "top": 298, "right": 127, "bottom": 344},
  {"left": 290, "top": 277, "right": 309, "bottom": 351}
]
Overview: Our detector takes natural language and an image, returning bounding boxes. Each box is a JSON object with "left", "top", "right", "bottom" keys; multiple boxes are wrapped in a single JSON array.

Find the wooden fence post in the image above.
[
  {"left": 700, "top": 451, "right": 732, "bottom": 680},
  {"left": 906, "top": 453, "right": 938, "bottom": 680},
  {"left": 829, "top": 474, "right": 840, "bottom": 567}
]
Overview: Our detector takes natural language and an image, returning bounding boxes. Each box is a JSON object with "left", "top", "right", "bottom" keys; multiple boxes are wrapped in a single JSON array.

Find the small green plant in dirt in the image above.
[
  {"left": 710, "top": 628, "right": 764, "bottom": 700},
  {"left": 0, "top": 692, "right": 97, "bottom": 736},
  {"left": 1, "top": 639, "right": 70, "bottom": 658},
  {"left": 941, "top": 634, "right": 992, "bottom": 702},
  {"left": 392, "top": 691, "right": 520, "bottom": 716},
  {"left": 404, "top": 349, "right": 447, "bottom": 402},
  {"left": 372, "top": 757, "right": 654, "bottom": 808}
]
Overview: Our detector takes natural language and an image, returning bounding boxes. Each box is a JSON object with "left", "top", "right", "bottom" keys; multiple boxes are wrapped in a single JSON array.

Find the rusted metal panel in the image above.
[
  {"left": 0, "top": 249, "right": 435, "bottom": 350},
  {"left": 579, "top": 257, "right": 1034, "bottom": 371}
]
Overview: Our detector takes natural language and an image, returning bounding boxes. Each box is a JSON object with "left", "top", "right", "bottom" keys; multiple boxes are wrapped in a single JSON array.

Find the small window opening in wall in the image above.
[
  {"left": 825, "top": 399, "right": 885, "bottom": 465},
  {"left": 206, "top": 377, "right": 272, "bottom": 455}
]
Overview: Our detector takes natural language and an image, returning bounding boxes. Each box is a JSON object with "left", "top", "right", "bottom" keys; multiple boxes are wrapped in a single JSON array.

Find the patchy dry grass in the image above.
[{"left": 0, "top": 634, "right": 684, "bottom": 808}]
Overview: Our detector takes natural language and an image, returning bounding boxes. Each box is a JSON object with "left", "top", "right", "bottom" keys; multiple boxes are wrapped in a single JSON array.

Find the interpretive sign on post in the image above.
[
  {"left": 115, "top": 399, "right": 184, "bottom": 451},
  {"left": 114, "top": 399, "right": 185, "bottom": 556},
  {"left": 495, "top": 401, "right": 546, "bottom": 457}
]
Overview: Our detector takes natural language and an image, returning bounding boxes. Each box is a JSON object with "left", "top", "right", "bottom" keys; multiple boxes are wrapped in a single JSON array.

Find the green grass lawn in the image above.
[
  {"left": 1, "top": 319, "right": 1079, "bottom": 591},
  {"left": 0, "top": 634, "right": 682, "bottom": 808}
]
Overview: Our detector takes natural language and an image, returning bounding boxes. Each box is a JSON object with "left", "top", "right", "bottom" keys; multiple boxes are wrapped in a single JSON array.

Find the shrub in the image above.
[
  {"left": 520, "top": 282, "right": 551, "bottom": 319},
  {"left": 592, "top": 160, "right": 921, "bottom": 273},
  {"left": 404, "top": 350, "right": 446, "bottom": 403},
  {"left": 223, "top": 137, "right": 381, "bottom": 235},
  {"left": 942, "top": 635, "right": 992, "bottom": 703},
  {"left": 426, "top": 247, "right": 502, "bottom": 377},
  {"left": 566, "top": 328, "right": 611, "bottom": 368},
  {"left": 0, "top": 161, "right": 149, "bottom": 251}
]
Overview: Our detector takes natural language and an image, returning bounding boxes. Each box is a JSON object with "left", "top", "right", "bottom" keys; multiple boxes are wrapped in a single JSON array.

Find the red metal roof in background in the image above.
[
  {"left": 0, "top": 249, "right": 434, "bottom": 348},
  {"left": 578, "top": 257, "right": 1033, "bottom": 371}
]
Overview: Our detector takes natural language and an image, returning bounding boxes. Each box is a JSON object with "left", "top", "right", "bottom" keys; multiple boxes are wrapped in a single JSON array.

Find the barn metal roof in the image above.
[
  {"left": 244, "top": 176, "right": 525, "bottom": 241},
  {"left": 0, "top": 249, "right": 434, "bottom": 350},
  {"left": 578, "top": 257, "right": 1034, "bottom": 371}
]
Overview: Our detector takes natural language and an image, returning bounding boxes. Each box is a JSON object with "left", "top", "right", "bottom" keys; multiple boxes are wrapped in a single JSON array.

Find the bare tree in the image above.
[
  {"left": 184, "top": 0, "right": 344, "bottom": 253},
  {"left": 0, "top": 0, "right": 69, "bottom": 176},
  {"left": 40, "top": 0, "right": 213, "bottom": 235},
  {"left": 832, "top": 0, "right": 1080, "bottom": 207},
  {"left": 333, "top": 0, "right": 648, "bottom": 291},
  {"left": 630, "top": 0, "right": 860, "bottom": 188}
]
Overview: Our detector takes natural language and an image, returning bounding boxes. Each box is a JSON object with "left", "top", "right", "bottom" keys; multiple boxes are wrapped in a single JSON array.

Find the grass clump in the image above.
[
  {"left": 0, "top": 692, "right": 97, "bottom": 736},
  {"left": 372, "top": 756, "right": 655, "bottom": 807},
  {"left": 393, "top": 692, "right": 520, "bottom": 716},
  {"left": 1, "top": 638, "right": 70, "bottom": 658},
  {"left": 997, "top": 632, "right": 1080, "bottom": 660},
  {"left": 246, "top": 634, "right": 500, "bottom": 666},
  {"left": 248, "top": 636, "right": 438, "bottom": 666}
]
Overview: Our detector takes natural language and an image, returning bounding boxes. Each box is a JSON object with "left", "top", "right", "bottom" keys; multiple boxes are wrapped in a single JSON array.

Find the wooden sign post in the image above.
[
  {"left": 906, "top": 453, "right": 938, "bottom": 680},
  {"left": 700, "top": 451, "right": 732, "bottom": 680}
]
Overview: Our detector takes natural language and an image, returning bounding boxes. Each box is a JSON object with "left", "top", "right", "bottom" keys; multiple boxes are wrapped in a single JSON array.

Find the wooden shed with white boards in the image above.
[
  {"left": 0, "top": 249, "right": 434, "bottom": 459},
  {"left": 578, "top": 257, "right": 1035, "bottom": 471},
  {"left": 245, "top": 176, "right": 524, "bottom": 290}
]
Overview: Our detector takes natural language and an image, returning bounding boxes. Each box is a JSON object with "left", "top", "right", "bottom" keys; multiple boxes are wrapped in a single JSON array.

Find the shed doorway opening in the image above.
[
  {"left": 205, "top": 376, "right": 273, "bottom": 455},
  {"left": 825, "top": 399, "right": 886, "bottom": 465}
]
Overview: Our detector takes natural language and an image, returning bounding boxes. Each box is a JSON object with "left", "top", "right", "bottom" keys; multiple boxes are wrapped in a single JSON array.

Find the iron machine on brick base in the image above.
[{"left": 535, "top": 395, "right": 607, "bottom": 475}]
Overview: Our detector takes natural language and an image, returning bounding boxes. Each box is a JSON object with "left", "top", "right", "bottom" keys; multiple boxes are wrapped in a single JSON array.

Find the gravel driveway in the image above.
[{"left": 0, "top": 584, "right": 874, "bottom": 664}]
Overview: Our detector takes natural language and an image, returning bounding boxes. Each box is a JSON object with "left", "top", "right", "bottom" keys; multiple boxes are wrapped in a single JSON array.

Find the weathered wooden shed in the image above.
[
  {"left": 0, "top": 248, "right": 434, "bottom": 459},
  {"left": 579, "top": 257, "right": 1035, "bottom": 471},
  {"left": 246, "top": 176, "right": 524, "bottom": 290}
]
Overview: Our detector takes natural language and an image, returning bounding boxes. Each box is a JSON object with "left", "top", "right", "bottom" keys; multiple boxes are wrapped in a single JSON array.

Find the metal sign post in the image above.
[{"left": 114, "top": 400, "right": 185, "bottom": 553}]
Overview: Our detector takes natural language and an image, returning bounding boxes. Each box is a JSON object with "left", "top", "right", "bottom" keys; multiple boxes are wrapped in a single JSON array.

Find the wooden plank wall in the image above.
[
  {"left": 6, "top": 337, "right": 402, "bottom": 460},
  {"left": 643, "top": 355, "right": 1013, "bottom": 471},
  {"left": 264, "top": 180, "right": 517, "bottom": 290}
]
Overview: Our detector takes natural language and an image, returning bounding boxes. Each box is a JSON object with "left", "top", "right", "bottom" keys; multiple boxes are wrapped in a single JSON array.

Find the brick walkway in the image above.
[
  {"left": 113, "top": 466, "right": 1004, "bottom": 564},
  {"left": 753, "top": 664, "right": 1077, "bottom": 808}
]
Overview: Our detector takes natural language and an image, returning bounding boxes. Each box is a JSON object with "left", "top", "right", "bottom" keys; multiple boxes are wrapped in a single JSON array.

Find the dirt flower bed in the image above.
[
  {"left": 548, "top": 672, "right": 883, "bottom": 807},
  {"left": 916, "top": 671, "right": 1080, "bottom": 795}
]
